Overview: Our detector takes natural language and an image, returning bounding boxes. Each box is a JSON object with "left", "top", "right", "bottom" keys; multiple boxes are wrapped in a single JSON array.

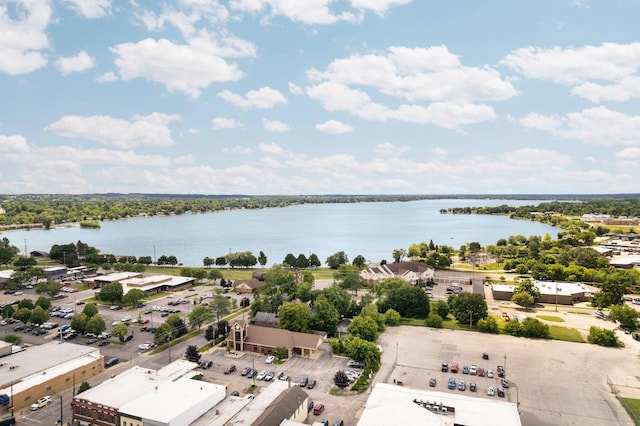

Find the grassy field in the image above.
[
  {"left": 548, "top": 325, "right": 586, "bottom": 343},
  {"left": 620, "top": 397, "right": 640, "bottom": 425}
]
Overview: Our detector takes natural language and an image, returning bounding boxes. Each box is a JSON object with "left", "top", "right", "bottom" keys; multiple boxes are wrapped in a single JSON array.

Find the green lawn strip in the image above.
[
  {"left": 620, "top": 397, "right": 640, "bottom": 425},
  {"left": 536, "top": 315, "right": 565, "bottom": 322},
  {"left": 548, "top": 325, "right": 585, "bottom": 343}
]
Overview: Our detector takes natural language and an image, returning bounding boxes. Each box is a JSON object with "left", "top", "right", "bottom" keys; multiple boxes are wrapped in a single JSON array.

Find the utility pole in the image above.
[
  {"left": 504, "top": 353, "right": 507, "bottom": 378},
  {"left": 555, "top": 282, "right": 559, "bottom": 312}
]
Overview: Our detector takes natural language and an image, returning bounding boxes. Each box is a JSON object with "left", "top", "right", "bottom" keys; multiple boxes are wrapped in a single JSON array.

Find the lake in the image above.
[{"left": 3, "top": 199, "right": 559, "bottom": 267}]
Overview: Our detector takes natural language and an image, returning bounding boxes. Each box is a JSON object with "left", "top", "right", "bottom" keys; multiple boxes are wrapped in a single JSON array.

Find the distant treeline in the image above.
[{"left": 441, "top": 197, "right": 640, "bottom": 219}]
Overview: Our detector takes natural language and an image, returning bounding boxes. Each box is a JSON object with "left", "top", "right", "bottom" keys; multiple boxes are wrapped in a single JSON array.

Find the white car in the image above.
[
  {"left": 469, "top": 365, "right": 477, "bottom": 375},
  {"left": 487, "top": 369, "right": 494, "bottom": 378},
  {"left": 256, "top": 370, "right": 267, "bottom": 380},
  {"left": 30, "top": 395, "right": 52, "bottom": 410},
  {"left": 111, "top": 320, "right": 120, "bottom": 326},
  {"left": 0, "top": 320, "right": 7, "bottom": 326},
  {"left": 121, "top": 316, "right": 132, "bottom": 323},
  {"left": 265, "top": 355, "right": 276, "bottom": 364},
  {"left": 138, "top": 342, "right": 153, "bottom": 350},
  {"left": 487, "top": 386, "right": 495, "bottom": 396}
]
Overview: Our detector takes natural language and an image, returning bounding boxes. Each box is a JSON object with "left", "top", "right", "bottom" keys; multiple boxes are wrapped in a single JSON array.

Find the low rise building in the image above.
[
  {"left": 358, "top": 383, "right": 521, "bottom": 426},
  {"left": 227, "top": 320, "right": 322, "bottom": 358},
  {"left": 71, "top": 360, "right": 225, "bottom": 426},
  {"left": 360, "top": 261, "right": 435, "bottom": 284},
  {"left": 491, "top": 280, "right": 594, "bottom": 305},
  {"left": 86, "top": 272, "right": 195, "bottom": 295}
]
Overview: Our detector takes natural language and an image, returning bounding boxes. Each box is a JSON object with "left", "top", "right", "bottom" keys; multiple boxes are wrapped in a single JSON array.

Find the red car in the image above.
[
  {"left": 99, "top": 340, "right": 110, "bottom": 346},
  {"left": 451, "top": 363, "right": 459, "bottom": 373},
  {"left": 224, "top": 365, "right": 237, "bottom": 374},
  {"left": 478, "top": 367, "right": 485, "bottom": 377}
]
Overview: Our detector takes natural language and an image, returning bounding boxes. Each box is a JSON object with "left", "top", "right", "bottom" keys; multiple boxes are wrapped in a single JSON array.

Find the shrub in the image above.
[
  {"left": 477, "top": 316, "right": 499, "bottom": 334},
  {"left": 384, "top": 309, "right": 401, "bottom": 326},
  {"left": 520, "top": 318, "right": 550, "bottom": 338},
  {"left": 588, "top": 326, "right": 622, "bottom": 347},
  {"left": 435, "top": 300, "right": 450, "bottom": 319},
  {"left": 504, "top": 321, "right": 522, "bottom": 336},
  {"left": 425, "top": 314, "right": 443, "bottom": 328}
]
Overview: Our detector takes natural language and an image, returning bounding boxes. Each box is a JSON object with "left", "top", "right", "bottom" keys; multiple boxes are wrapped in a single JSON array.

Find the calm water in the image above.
[{"left": 3, "top": 199, "right": 558, "bottom": 267}]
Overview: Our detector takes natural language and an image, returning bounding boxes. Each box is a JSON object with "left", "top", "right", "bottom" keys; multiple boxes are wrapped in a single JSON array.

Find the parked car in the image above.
[
  {"left": 299, "top": 377, "right": 309, "bottom": 387},
  {"left": 99, "top": 340, "right": 110, "bottom": 347},
  {"left": 462, "top": 365, "right": 469, "bottom": 374},
  {"left": 470, "top": 382, "right": 477, "bottom": 392},
  {"left": 313, "top": 403, "right": 325, "bottom": 415},
  {"left": 241, "top": 367, "right": 251, "bottom": 376},
  {"left": 86, "top": 338, "right": 97, "bottom": 344},
  {"left": 497, "top": 365, "right": 505, "bottom": 377},
  {"left": 429, "top": 377, "right": 436, "bottom": 387},
  {"left": 30, "top": 395, "right": 52, "bottom": 411},
  {"left": 469, "top": 365, "right": 477, "bottom": 375},
  {"left": 497, "top": 387, "right": 505, "bottom": 397},
  {"left": 451, "top": 363, "right": 458, "bottom": 373},
  {"left": 482, "top": 352, "right": 489, "bottom": 360},
  {"left": 487, "top": 386, "right": 495, "bottom": 396},
  {"left": 458, "top": 380, "right": 466, "bottom": 391},
  {"left": 478, "top": 367, "right": 485, "bottom": 377},
  {"left": 105, "top": 357, "right": 119, "bottom": 368},
  {"left": 256, "top": 370, "right": 267, "bottom": 380},
  {"left": 230, "top": 391, "right": 240, "bottom": 397},
  {"left": 348, "top": 360, "right": 365, "bottom": 369},
  {"left": 224, "top": 365, "right": 237, "bottom": 374},
  {"left": 307, "top": 379, "right": 317, "bottom": 389},
  {"left": 265, "top": 355, "right": 276, "bottom": 364},
  {"left": 501, "top": 379, "right": 510, "bottom": 388},
  {"left": 487, "top": 369, "right": 494, "bottom": 378},
  {"left": 441, "top": 363, "right": 448, "bottom": 372},
  {"left": 247, "top": 369, "right": 257, "bottom": 378},
  {"left": 448, "top": 378, "right": 456, "bottom": 390},
  {"left": 264, "top": 371, "right": 275, "bottom": 381}
]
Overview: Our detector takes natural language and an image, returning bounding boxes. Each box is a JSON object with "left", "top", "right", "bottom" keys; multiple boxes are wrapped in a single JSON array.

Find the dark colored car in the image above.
[
  {"left": 470, "top": 382, "right": 477, "bottom": 392},
  {"left": 501, "top": 379, "right": 510, "bottom": 388},
  {"left": 497, "top": 365, "right": 505, "bottom": 377},
  {"left": 441, "top": 363, "right": 448, "bottom": 372},
  {"left": 247, "top": 369, "right": 257, "bottom": 378},
  {"left": 230, "top": 391, "right": 240, "bottom": 397},
  {"left": 313, "top": 403, "right": 325, "bottom": 415},
  {"left": 105, "top": 357, "right": 119, "bottom": 368},
  {"left": 307, "top": 379, "right": 317, "bottom": 389},
  {"left": 241, "top": 367, "right": 251, "bottom": 376},
  {"left": 429, "top": 377, "right": 436, "bottom": 387},
  {"left": 348, "top": 361, "right": 365, "bottom": 369},
  {"left": 299, "top": 377, "right": 309, "bottom": 387},
  {"left": 482, "top": 352, "right": 489, "bottom": 360},
  {"left": 224, "top": 365, "right": 237, "bottom": 374},
  {"left": 497, "top": 388, "right": 505, "bottom": 397},
  {"left": 99, "top": 340, "right": 110, "bottom": 346}
]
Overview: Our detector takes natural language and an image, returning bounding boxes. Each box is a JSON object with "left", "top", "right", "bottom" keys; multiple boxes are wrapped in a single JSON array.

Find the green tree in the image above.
[
  {"left": 392, "top": 248, "right": 406, "bottom": 263},
  {"left": 295, "top": 253, "right": 309, "bottom": 268},
  {"left": 82, "top": 303, "right": 99, "bottom": 318},
  {"left": 609, "top": 304, "right": 639, "bottom": 329},
  {"left": 520, "top": 318, "right": 550, "bottom": 338},
  {"left": 311, "top": 296, "right": 340, "bottom": 335},
  {"left": 319, "top": 286, "right": 352, "bottom": 317},
  {"left": 514, "top": 279, "right": 542, "bottom": 302},
  {"left": 203, "top": 256, "right": 214, "bottom": 267},
  {"left": 384, "top": 309, "right": 401, "bottom": 326},
  {"left": 375, "top": 277, "right": 408, "bottom": 297},
  {"left": 18, "top": 298, "right": 34, "bottom": 310},
  {"left": 13, "top": 307, "right": 31, "bottom": 323},
  {"left": 208, "top": 269, "right": 223, "bottom": 282},
  {"left": 360, "top": 303, "right": 385, "bottom": 331},
  {"left": 273, "top": 346, "right": 288, "bottom": 360},
  {"left": 35, "top": 296, "right": 51, "bottom": 311},
  {"left": 258, "top": 251, "right": 268, "bottom": 267},
  {"left": 352, "top": 255, "right": 366, "bottom": 268},
  {"left": 13, "top": 256, "right": 36, "bottom": 270},
  {"left": 587, "top": 326, "right": 621, "bottom": 347},
  {"left": 86, "top": 315, "right": 106, "bottom": 335},
  {"left": 435, "top": 300, "right": 450, "bottom": 319},
  {"left": 296, "top": 282, "right": 313, "bottom": 303},
  {"left": 111, "top": 322, "right": 130, "bottom": 342},
  {"left": 29, "top": 306, "right": 49, "bottom": 325},
  {"left": 211, "top": 294, "right": 231, "bottom": 324},
  {"left": 2, "top": 304, "right": 15, "bottom": 319},
  {"left": 347, "top": 316, "right": 379, "bottom": 342},
  {"left": 379, "top": 286, "right": 430, "bottom": 318},
  {"left": 77, "top": 381, "right": 91, "bottom": 394},
  {"left": 593, "top": 270, "right": 632, "bottom": 308},
  {"left": 192, "top": 269, "right": 207, "bottom": 283},
  {"left": 308, "top": 253, "right": 321, "bottom": 268},
  {"left": 189, "top": 305, "right": 211, "bottom": 330},
  {"left": 326, "top": 251, "right": 349, "bottom": 269},
  {"left": 343, "top": 335, "right": 381, "bottom": 371},
  {"left": 185, "top": 344, "right": 201, "bottom": 362},
  {"left": 511, "top": 292, "right": 535, "bottom": 309},
  {"left": 99, "top": 282, "right": 124, "bottom": 303},
  {"left": 122, "top": 289, "right": 146, "bottom": 307},
  {"left": 71, "top": 312, "right": 89, "bottom": 334},
  {"left": 477, "top": 315, "right": 500, "bottom": 333},
  {"left": 447, "top": 292, "right": 488, "bottom": 325},
  {"left": 2, "top": 334, "right": 22, "bottom": 345},
  {"left": 425, "top": 314, "right": 443, "bottom": 328},
  {"left": 204, "top": 325, "right": 215, "bottom": 341},
  {"left": 154, "top": 322, "right": 176, "bottom": 345},
  {"left": 278, "top": 302, "right": 312, "bottom": 333},
  {"left": 335, "top": 264, "right": 365, "bottom": 295}
]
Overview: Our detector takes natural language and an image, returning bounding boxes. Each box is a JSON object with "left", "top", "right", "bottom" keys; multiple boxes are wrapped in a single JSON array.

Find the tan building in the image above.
[
  {"left": 227, "top": 321, "right": 322, "bottom": 358},
  {"left": 360, "top": 261, "right": 435, "bottom": 284},
  {"left": 234, "top": 279, "right": 266, "bottom": 294},
  {"left": 491, "top": 280, "right": 594, "bottom": 305}
]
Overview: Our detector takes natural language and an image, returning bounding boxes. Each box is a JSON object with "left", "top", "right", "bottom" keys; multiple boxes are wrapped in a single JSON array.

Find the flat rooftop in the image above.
[
  {"left": 358, "top": 383, "right": 521, "bottom": 426},
  {"left": 492, "top": 280, "right": 594, "bottom": 297}
]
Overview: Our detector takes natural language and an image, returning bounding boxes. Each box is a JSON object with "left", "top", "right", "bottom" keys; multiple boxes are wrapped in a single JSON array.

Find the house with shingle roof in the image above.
[{"left": 234, "top": 279, "right": 267, "bottom": 294}]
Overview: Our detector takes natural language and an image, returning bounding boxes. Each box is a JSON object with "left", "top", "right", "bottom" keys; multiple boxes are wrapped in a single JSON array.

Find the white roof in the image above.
[
  {"left": 0, "top": 269, "right": 14, "bottom": 279},
  {"left": 492, "top": 280, "right": 593, "bottom": 297},
  {"left": 121, "top": 275, "right": 194, "bottom": 294},
  {"left": 610, "top": 255, "right": 640, "bottom": 266},
  {"left": 358, "top": 383, "right": 521, "bottom": 426}
]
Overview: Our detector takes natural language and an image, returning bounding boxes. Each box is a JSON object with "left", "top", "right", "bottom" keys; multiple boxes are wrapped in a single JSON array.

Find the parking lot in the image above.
[{"left": 378, "top": 326, "right": 637, "bottom": 426}]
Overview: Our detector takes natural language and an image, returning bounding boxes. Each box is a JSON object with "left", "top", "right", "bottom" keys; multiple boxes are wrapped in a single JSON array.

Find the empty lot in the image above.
[{"left": 377, "top": 326, "right": 637, "bottom": 426}]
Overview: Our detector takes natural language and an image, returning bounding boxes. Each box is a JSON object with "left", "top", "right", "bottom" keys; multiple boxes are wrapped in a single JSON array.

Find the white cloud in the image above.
[
  {"left": 374, "top": 142, "right": 409, "bottom": 156},
  {"left": 616, "top": 147, "right": 640, "bottom": 161},
  {"left": 258, "top": 143, "right": 287, "bottom": 154},
  {"left": 95, "top": 71, "right": 118, "bottom": 82},
  {"left": 431, "top": 147, "right": 447, "bottom": 158},
  {"left": 350, "top": 0, "right": 413, "bottom": 16},
  {"left": 55, "top": 50, "right": 96, "bottom": 75},
  {"left": 0, "top": 134, "right": 29, "bottom": 153},
  {"left": 315, "top": 120, "right": 354, "bottom": 135},
  {"left": 289, "top": 82, "right": 304, "bottom": 95},
  {"left": 222, "top": 145, "right": 253, "bottom": 154},
  {"left": 520, "top": 107, "right": 640, "bottom": 147},
  {"left": 218, "top": 87, "right": 287, "bottom": 109},
  {"left": 212, "top": 117, "right": 243, "bottom": 129},
  {"left": 110, "top": 30, "right": 255, "bottom": 100},
  {"left": 501, "top": 42, "right": 640, "bottom": 101},
  {"left": 262, "top": 119, "right": 289, "bottom": 133},
  {"left": 135, "top": 1, "right": 229, "bottom": 36},
  {"left": 187, "top": 128, "right": 200, "bottom": 134},
  {"left": 229, "top": 0, "right": 359, "bottom": 25},
  {"left": 306, "top": 45, "right": 510, "bottom": 128},
  {"left": 0, "top": 0, "right": 51, "bottom": 75},
  {"left": 63, "top": 0, "right": 112, "bottom": 19},
  {"left": 44, "top": 113, "right": 181, "bottom": 149}
]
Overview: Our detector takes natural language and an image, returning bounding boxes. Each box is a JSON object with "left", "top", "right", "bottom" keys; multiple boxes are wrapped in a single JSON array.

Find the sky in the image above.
[{"left": 1, "top": 0, "right": 640, "bottom": 195}]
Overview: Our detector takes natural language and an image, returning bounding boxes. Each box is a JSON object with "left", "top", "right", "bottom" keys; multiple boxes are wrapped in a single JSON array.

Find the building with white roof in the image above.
[
  {"left": 71, "top": 360, "right": 225, "bottom": 426},
  {"left": 492, "top": 280, "right": 594, "bottom": 305},
  {"left": 0, "top": 342, "right": 104, "bottom": 412},
  {"left": 358, "top": 383, "right": 521, "bottom": 426},
  {"left": 87, "top": 272, "right": 195, "bottom": 295}
]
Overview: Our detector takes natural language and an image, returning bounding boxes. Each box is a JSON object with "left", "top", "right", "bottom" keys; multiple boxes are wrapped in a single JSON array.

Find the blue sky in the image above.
[{"left": 1, "top": 0, "right": 640, "bottom": 195}]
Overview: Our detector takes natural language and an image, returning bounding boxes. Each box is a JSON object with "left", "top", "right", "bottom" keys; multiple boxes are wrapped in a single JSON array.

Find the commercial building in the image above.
[
  {"left": 227, "top": 320, "right": 323, "bottom": 358},
  {"left": 358, "top": 383, "right": 521, "bottom": 426},
  {"left": 0, "top": 342, "right": 104, "bottom": 413},
  {"left": 86, "top": 272, "right": 195, "bottom": 295},
  {"left": 71, "top": 360, "right": 225, "bottom": 426},
  {"left": 491, "top": 280, "right": 594, "bottom": 305}
]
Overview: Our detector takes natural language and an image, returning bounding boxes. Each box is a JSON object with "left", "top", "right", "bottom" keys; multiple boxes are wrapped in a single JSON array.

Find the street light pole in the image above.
[
  {"left": 555, "top": 282, "right": 559, "bottom": 312},
  {"left": 504, "top": 353, "right": 507, "bottom": 378}
]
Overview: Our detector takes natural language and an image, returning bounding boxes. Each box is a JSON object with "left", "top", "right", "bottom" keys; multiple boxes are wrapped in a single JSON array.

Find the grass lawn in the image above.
[
  {"left": 548, "top": 325, "right": 586, "bottom": 343},
  {"left": 536, "top": 315, "right": 565, "bottom": 322},
  {"left": 620, "top": 397, "right": 640, "bottom": 424}
]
